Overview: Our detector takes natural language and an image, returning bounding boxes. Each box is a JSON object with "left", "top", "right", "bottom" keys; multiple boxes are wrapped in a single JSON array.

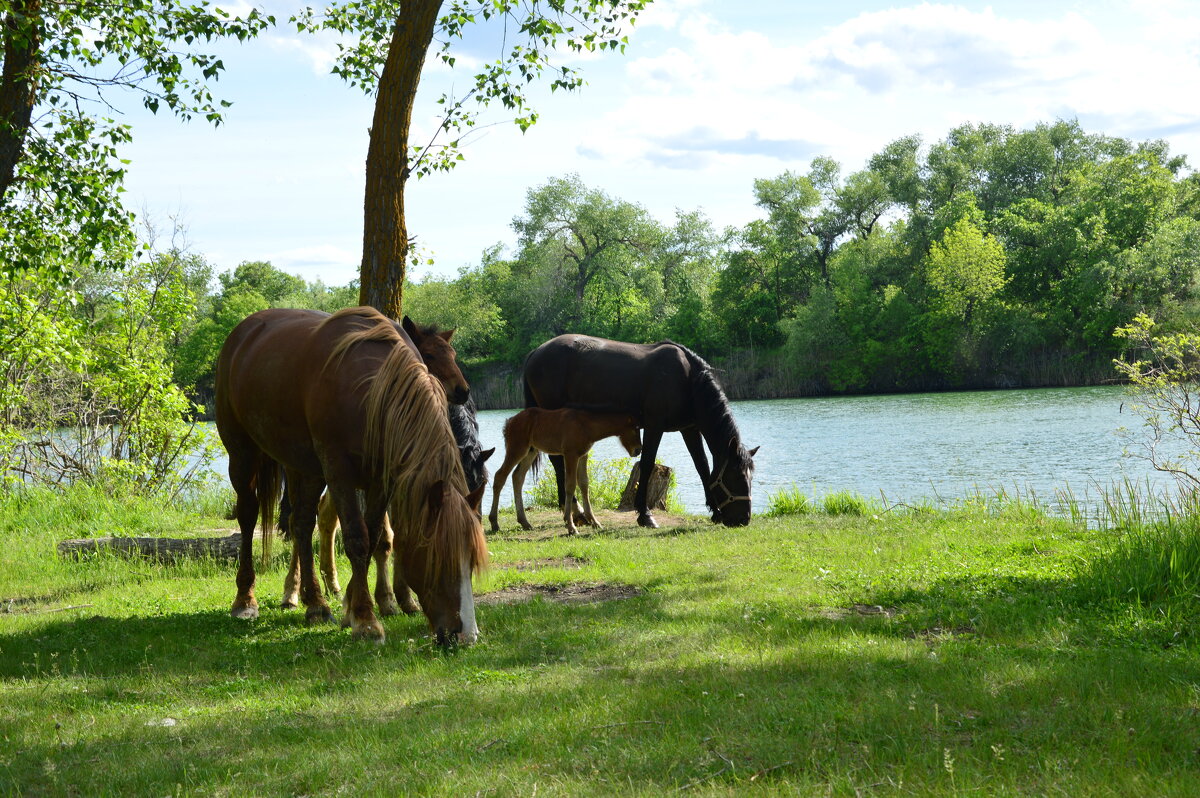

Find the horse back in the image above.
[{"left": 523, "top": 335, "right": 694, "bottom": 428}]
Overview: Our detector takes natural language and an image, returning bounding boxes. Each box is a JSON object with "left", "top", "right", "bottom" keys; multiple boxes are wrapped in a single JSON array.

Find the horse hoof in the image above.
[
  {"left": 377, "top": 598, "right": 401, "bottom": 617},
  {"left": 306, "top": 607, "right": 336, "bottom": 626},
  {"left": 637, "top": 513, "right": 659, "bottom": 529},
  {"left": 280, "top": 599, "right": 298, "bottom": 610},
  {"left": 399, "top": 600, "right": 421, "bottom": 616},
  {"left": 351, "top": 621, "right": 386, "bottom": 643},
  {"left": 230, "top": 604, "right": 258, "bottom": 620},
  {"left": 519, "top": 521, "right": 533, "bottom": 531}
]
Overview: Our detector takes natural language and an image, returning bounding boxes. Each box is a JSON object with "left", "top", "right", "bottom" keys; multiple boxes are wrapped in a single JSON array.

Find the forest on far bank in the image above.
[
  {"left": 4, "top": 119, "right": 1200, "bottom": 489},
  {"left": 174, "top": 119, "right": 1200, "bottom": 406}
]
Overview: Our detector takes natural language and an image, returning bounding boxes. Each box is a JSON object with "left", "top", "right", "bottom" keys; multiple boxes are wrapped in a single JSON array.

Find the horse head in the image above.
[
  {"left": 710, "top": 441, "right": 758, "bottom": 527},
  {"left": 398, "top": 479, "right": 488, "bottom": 647},
  {"left": 403, "top": 315, "right": 470, "bottom": 404},
  {"left": 619, "top": 417, "right": 642, "bottom": 458}
]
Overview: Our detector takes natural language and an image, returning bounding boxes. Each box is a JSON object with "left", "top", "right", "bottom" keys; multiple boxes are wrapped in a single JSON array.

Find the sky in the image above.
[{"left": 119, "top": 0, "right": 1200, "bottom": 287}]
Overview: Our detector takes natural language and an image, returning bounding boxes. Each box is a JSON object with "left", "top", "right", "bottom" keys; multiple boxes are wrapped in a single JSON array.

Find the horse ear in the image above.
[
  {"left": 466, "top": 480, "right": 486, "bottom": 512},
  {"left": 481, "top": 447, "right": 496, "bottom": 463},
  {"left": 402, "top": 315, "right": 421, "bottom": 342},
  {"left": 748, "top": 445, "right": 761, "bottom": 458},
  {"left": 426, "top": 479, "right": 446, "bottom": 513},
  {"left": 439, "top": 327, "right": 456, "bottom": 343}
]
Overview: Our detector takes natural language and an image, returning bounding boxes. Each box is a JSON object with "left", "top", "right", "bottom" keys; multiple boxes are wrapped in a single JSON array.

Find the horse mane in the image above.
[
  {"left": 670, "top": 341, "right": 751, "bottom": 462},
  {"left": 321, "top": 307, "right": 487, "bottom": 577}
]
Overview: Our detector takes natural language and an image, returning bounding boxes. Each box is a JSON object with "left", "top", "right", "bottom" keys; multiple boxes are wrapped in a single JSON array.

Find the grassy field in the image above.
[{"left": 2, "top": 485, "right": 1199, "bottom": 796}]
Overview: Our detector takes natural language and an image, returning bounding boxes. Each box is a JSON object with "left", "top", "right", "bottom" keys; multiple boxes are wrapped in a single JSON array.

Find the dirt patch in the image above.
[
  {"left": 502, "top": 555, "right": 588, "bottom": 571},
  {"left": 477, "top": 582, "right": 641, "bottom": 606},
  {"left": 816, "top": 604, "right": 901, "bottom": 621},
  {"left": 907, "top": 624, "right": 977, "bottom": 641},
  {"left": 490, "top": 508, "right": 699, "bottom": 540}
]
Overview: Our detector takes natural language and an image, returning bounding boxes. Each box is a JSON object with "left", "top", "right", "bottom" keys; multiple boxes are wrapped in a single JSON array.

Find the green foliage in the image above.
[
  {"left": 293, "top": 0, "right": 651, "bottom": 176},
  {"left": 822, "top": 490, "right": 877, "bottom": 516},
  {"left": 765, "top": 484, "right": 812, "bottom": 516}
]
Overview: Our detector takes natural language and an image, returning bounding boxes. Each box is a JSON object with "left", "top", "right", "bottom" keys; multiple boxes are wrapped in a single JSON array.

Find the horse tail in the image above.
[
  {"left": 523, "top": 372, "right": 538, "bottom": 409},
  {"left": 255, "top": 458, "right": 282, "bottom": 569}
]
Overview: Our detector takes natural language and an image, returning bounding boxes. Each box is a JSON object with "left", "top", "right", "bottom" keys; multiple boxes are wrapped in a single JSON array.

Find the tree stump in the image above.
[
  {"left": 57, "top": 533, "right": 242, "bottom": 562},
  {"left": 617, "top": 463, "right": 673, "bottom": 512}
]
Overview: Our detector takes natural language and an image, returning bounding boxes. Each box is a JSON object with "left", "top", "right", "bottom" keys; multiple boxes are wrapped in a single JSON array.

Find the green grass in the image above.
[{"left": 3, "top": 486, "right": 1200, "bottom": 795}]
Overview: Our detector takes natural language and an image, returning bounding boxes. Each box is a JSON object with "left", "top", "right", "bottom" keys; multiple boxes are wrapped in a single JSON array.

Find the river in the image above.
[{"left": 204, "top": 385, "right": 1178, "bottom": 519}]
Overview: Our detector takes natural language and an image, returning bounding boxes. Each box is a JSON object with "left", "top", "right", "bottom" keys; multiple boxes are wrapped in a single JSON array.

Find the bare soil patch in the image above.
[
  {"left": 477, "top": 582, "right": 642, "bottom": 606},
  {"left": 816, "top": 604, "right": 901, "bottom": 621},
  {"left": 501, "top": 555, "right": 588, "bottom": 571},
  {"left": 489, "top": 508, "right": 699, "bottom": 541}
]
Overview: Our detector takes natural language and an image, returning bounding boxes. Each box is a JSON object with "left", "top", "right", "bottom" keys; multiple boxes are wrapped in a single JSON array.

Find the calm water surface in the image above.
[
  {"left": 205, "top": 386, "right": 1167, "bottom": 518},
  {"left": 475, "top": 385, "right": 1167, "bottom": 516}
]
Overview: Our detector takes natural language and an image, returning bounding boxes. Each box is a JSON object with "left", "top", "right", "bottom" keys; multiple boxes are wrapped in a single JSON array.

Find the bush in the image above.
[{"left": 822, "top": 490, "right": 876, "bottom": 516}]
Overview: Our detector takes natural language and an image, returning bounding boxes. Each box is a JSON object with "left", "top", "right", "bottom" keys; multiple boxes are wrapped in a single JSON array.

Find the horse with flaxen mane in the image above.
[
  {"left": 523, "top": 335, "right": 758, "bottom": 529},
  {"left": 215, "top": 307, "right": 487, "bottom": 644},
  {"left": 488, "top": 407, "right": 641, "bottom": 536},
  {"left": 288, "top": 397, "right": 494, "bottom": 613}
]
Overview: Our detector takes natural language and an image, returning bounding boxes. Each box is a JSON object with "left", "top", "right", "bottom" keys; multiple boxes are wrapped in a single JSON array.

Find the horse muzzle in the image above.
[
  {"left": 450, "top": 386, "right": 470, "bottom": 405},
  {"left": 434, "top": 625, "right": 478, "bottom": 648}
]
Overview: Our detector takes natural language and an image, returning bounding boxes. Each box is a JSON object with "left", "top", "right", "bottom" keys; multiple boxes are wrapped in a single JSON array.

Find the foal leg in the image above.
[
  {"left": 577, "top": 451, "right": 601, "bottom": 529},
  {"left": 562, "top": 454, "right": 580, "bottom": 536},
  {"left": 284, "top": 470, "right": 335, "bottom": 626},
  {"left": 373, "top": 514, "right": 402, "bottom": 617},
  {"left": 316, "top": 491, "right": 342, "bottom": 597},
  {"left": 550, "top": 453, "right": 587, "bottom": 526},
  {"left": 488, "top": 447, "right": 524, "bottom": 532},
  {"left": 513, "top": 451, "right": 538, "bottom": 531},
  {"left": 281, "top": 546, "right": 302, "bottom": 610}
]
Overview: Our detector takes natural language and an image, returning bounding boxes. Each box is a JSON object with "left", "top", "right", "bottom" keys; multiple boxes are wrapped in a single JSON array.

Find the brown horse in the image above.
[
  {"left": 488, "top": 408, "right": 642, "bottom": 535},
  {"left": 215, "top": 307, "right": 487, "bottom": 644},
  {"left": 291, "top": 400, "right": 494, "bottom": 613},
  {"left": 279, "top": 332, "right": 484, "bottom": 615}
]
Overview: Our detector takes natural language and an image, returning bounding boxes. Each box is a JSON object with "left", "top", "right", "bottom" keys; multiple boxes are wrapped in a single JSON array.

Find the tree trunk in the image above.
[
  {"left": 358, "top": 1, "right": 441, "bottom": 318},
  {"left": 617, "top": 463, "right": 673, "bottom": 512},
  {"left": 0, "top": 0, "right": 43, "bottom": 205},
  {"left": 58, "top": 533, "right": 243, "bottom": 562}
]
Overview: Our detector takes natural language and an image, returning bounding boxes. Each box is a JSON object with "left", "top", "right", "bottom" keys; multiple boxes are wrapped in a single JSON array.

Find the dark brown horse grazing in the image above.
[
  {"left": 291, "top": 399, "right": 495, "bottom": 613},
  {"left": 523, "top": 335, "right": 758, "bottom": 528},
  {"left": 215, "top": 307, "right": 487, "bottom": 644},
  {"left": 488, "top": 408, "right": 642, "bottom": 536}
]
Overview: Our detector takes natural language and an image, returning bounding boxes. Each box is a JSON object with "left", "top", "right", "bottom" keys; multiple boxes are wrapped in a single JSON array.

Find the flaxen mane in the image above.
[{"left": 320, "top": 307, "right": 487, "bottom": 579}]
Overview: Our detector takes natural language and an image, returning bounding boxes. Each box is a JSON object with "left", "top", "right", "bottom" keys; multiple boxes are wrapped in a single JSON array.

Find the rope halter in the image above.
[{"left": 708, "top": 458, "right": 750, "bottom": 512}]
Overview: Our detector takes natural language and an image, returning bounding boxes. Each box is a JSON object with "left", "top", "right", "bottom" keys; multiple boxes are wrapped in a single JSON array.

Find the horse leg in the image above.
[
  {"left": 488, "top": 447, "right": 522, "bottom": 532},
  {"left": 373, "top": 514, "right": 401, "bottom": 617},
  {"left": 513, "top": 451, "right": 537, "bottom": 531},
  {"left": 635, "top": 427, "right": 665, "bottom": 528},
  {"left": 549, "top": 453, "right": 586, "bottom": 525},
  {"left": 281, "top": 545, "right": 301, "bottom": 609},
  {"left": 576, "top": 451, "right": 601, "bottom": 529},
  {"left": 387, "top": 514, "right": 421, "bottom": 615},
  {"left": 681, "top": 427, "right": 719, "bottom": 523},
  {"left": 284, "top": 470, "right": 335, "bottom": 626},
  {"left": 316, "top": 492, "right": 342, "bottom": 597},
  {"left": 562, "top": 454, "right": 580, "bottom": 536},
  {"left": 327, "top": 481, "right": 385, "bottom": 641},
  {"left": 229, "top": 454, "right": 261, "bottom": 620}
]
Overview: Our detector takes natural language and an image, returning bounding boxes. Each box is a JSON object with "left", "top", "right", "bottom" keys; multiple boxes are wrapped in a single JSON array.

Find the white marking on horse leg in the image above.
[{"left": 458, "top": 556, "right": 479, "bottom": 645}]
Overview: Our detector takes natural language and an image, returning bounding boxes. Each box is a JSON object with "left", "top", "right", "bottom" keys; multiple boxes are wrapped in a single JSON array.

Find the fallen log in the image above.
[{"left": 57, "top": 533, "right": 242, "bottom": 562}]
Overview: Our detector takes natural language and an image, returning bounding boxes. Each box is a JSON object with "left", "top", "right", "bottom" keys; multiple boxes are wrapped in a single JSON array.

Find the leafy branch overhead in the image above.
[
  {"left": 293, "top": 0, "right": 650, "bottom": 178},
  {"left": 0, "top": 0, "right": 276, "bottom": 279}
]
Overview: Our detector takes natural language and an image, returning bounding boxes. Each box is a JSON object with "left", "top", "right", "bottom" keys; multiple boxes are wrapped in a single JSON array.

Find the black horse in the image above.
[{"left": 522, "top": 335, "right": 757, "bottom": 528}]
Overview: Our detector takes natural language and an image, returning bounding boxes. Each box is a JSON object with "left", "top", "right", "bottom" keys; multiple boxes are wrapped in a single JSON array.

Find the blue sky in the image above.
[{"left": 120, "top": 0, "right": 1200, "bottom": 286}]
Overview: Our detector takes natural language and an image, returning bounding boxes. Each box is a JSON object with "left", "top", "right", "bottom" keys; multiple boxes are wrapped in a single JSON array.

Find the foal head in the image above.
[
  {"left": 403, "top": 315, "right": 470, "bottom": 405},
  {"left": 617, "top": 416, "right": 642, "bottom": 458},
  {"left": 397, "top": 480, "right": 488, "bottom": 647}
]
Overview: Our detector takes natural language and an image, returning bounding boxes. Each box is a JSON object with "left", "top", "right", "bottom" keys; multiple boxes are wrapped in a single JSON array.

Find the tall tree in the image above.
[{"left": 296, "top": 0, "right": 652, "bottom": 318}]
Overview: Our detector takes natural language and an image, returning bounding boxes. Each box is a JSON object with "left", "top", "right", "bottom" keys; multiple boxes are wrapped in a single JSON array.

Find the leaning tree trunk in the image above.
[
  {"left": 358, "top": 1, "right": 441, "bottom": 319},
  {"left": 0, "top": 0, "right": 43, "bottom": 205}
]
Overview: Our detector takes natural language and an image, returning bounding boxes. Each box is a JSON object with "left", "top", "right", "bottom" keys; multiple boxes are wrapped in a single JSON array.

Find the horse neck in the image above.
[{"left": 686, "top": 359, "right": 743, "bottom": 465}]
